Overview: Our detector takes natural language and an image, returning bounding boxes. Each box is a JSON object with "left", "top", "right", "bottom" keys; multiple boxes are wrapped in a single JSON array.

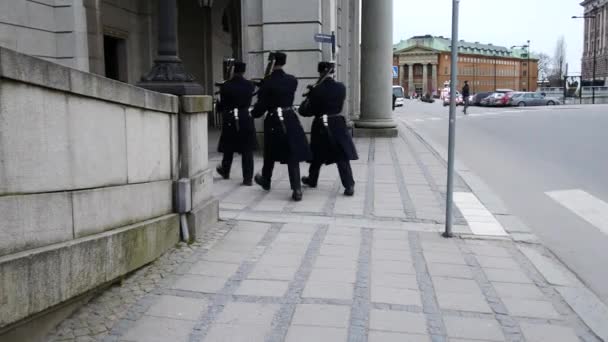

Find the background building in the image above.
[
  {"left": 393, "top": 35, "right": 538, "bottom": 95},
  {"left": 581, "top": 0, "right": 608, "bottom": 83}
]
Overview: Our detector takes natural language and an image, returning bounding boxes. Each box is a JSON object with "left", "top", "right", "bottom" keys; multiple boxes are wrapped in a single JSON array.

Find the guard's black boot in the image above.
[
  {"left": 344, "top": 187, "right": 355, "bottom": 197},
  {"left": 254, "top": 174, "right": 271, "bottom": 191},
  {"left": 216, "top": 165, "right": 229, "bottom": 180},
  {"left": 242, "top": 179, "right": 253, "bottom": 186},
  {"left": 292, "top": 189, "right": 303, "bottom": 201},
  {"left": 301, "top": 176, "right": 317, "bottom": 188}
]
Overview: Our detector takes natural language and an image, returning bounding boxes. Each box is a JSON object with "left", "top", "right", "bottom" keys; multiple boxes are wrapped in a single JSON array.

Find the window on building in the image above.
[
  {"left": 445, "top": 67, "right": 448, "bottom": 75},
  {"left": 523, "top": 70, "right": 527, "bottom": 77},
  {"left": 103, "top": 35, "right": 128, "bottom": 82}
]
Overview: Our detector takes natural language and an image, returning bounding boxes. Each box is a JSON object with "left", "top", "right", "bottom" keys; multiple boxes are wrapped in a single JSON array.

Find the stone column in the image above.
[
  {"left": 398, "top": 64, "right": 404, "bottom": 88},
  {"left": 408, "top": 64, "right": 414, "bottom": 95},
  {"left": 422, "top": 64, "right": 428, "bottom": 94},
  {"left": 137, "top": 0, "right": 204, "bottom": 95},
  {"left": 355, "top": 0, "right": 397, "bottom": 136},
  {"left": 431, "top": 64, "right": 438, "bottom": 95}
]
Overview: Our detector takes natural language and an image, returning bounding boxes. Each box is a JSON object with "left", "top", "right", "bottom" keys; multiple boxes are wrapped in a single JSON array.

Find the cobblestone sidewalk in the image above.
[{"left": 47, "top": 130, "right": 604, "bottom": 342}]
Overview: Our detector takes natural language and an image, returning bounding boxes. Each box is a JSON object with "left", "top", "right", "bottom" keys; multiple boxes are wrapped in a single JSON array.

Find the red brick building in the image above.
[{"left": 393, "top": 35, "right": 538, "bottom": 96}]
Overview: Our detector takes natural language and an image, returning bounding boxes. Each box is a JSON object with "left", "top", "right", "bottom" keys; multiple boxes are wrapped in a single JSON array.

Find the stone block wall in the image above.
[
  {"left": 0, "top": 47, "right": 216, "bottom": 332},
  {"left": 0, "top": 0, "right": 89, "bottom": 70}
]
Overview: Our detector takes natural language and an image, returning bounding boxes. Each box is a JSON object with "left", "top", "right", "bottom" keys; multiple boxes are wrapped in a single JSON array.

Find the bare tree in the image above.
[
  {"left": 537, "top": 52, "right": 552, "bottom": 84},
  {"left": 550, "top": 36, "right": 567, "bottom": 86}
]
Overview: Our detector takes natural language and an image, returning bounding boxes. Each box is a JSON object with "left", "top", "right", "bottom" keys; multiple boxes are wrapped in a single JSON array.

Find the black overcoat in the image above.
[
  {"left": 299, "top": 78, "right": 358, "bottom": 164},
  {"left": 217, "top": 75, "right": 257, "bottom": 154},
  {"left": 252, "top": 70, "right": 312, "bottom": 163}
]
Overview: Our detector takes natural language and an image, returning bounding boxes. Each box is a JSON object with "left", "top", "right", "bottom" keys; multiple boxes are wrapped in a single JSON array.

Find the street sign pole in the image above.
[
  {"left": 444, "top": 0, "right": 460, "bottom": 238},
  {"left": 331, "top": 31, "right": 336, "bottom": 61}
]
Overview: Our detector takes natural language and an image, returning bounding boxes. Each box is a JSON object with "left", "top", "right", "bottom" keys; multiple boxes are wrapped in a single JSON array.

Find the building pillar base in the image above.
[{"left": 354, "top": 119, "right": 398, "bottom": 137}]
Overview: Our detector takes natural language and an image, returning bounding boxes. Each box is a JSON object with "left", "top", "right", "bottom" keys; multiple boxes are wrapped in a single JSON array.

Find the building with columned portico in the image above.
[{"left": 393, "top": 35, "right": 538, "bottom": 96}]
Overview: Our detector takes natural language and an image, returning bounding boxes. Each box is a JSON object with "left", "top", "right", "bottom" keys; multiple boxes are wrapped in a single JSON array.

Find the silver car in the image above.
[{"left": 511, "top": 92, "right": 561, "bottom": 107}]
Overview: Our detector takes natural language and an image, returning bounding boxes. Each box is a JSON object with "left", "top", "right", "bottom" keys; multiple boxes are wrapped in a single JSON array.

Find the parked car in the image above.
[
  {"left": 392, "top": 86, "right": 405, "bottom": 107},
  {"left": 442, "top": 91, "right": 464, "bottom": 106},
  {"left": 512, "top": 92, "right": 562, "bottom": 106},
  {"left": 421, "top": 93, "right": 435, "bottom": 103},
  {"left": 480, "top": 93, "right": 506, "bottom": 107},
  {"left": 497, "top": 91, "right": 519, "bottom": 107},
  {"left": 472, "top": 92, "right": 494, "bottom": 106}
]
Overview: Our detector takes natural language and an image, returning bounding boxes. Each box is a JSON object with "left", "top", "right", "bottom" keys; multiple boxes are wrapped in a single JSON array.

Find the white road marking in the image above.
[
  {"left": 429, "top": 117, "right": 442, "bottom": 121},
  {"left": 453, "top": 192, "right": 508, "bottom": 236},
  {"left": 413, "top": 119, "right": 425, "bottom": 122},
  {"left": 546, "top": 189, "right": 608, "bottom": 236}
]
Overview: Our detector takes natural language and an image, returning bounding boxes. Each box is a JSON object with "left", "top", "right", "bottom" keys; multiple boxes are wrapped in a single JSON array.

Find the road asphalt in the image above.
[{"left": 397, "top": 100, "right": 608, "bottom": 306}]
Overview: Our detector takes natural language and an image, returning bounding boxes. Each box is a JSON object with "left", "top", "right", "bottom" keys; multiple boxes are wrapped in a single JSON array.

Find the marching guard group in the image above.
[{"left": 215, "top": 52, "right": 358, "bottom": 202}]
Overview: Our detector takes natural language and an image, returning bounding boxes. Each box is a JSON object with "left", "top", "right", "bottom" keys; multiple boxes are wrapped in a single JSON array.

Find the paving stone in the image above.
[
  {"left": 432, "top": 277, "right": 482, "bottom": 294},
  {"left": 121, "top": 316, "right": 196, "bottom": 342},
  {"left": 202, "top": 250, "right": 249, "bottom": 264},
  {"left": 308, "top": 267, "right": 357, "bottom": 283},
  {"left": 170, "top": 275, "right": 227, "bottom": 293},
  {"left": 314, "top": 256, "right": 358, "bottom": 270},
  {"left": 257, "top": 253, "right": 303, "bottom": 267},
  {"left": 371, "top": 286, "right": 422, "bottom": 306},
  {"left": 322, "top": 235, "right": 361, "bottom": 246},
  {"left": 204, "top": 323, "right": 271, "bottom": 341},
  {"left": 215, "top": 303, "right": 279, "bottom": 325},
  {"left": 436, "top": 292, "right": 493, "bottom": 313},
  {"left": 188, "top": 261, "right": 240, "bottom": 277},
  {"left": 302, "top": 281, "right": 353, "bottom": 300},
  {"left": 426, "top": 263, "right": 474, "bottom": 279},
  {"left": 424, "top": 252, "right": 467, "bottom": 265},
  {"left": 371, "top": 273, "right": 419, "bottom": 290},
  {"left": 501, "top": 298, "right": 561, "bottom": 319},
  {"left": 247, "top": 265, "right": 298, "bottom": 281},
  {"left": 146, "top": 295, "right": 208, "bottom": 321},
  {"left": 468, "top": 245, "right": 512, "bottom": 258},
  {"left": 483, "top": 268, "right": 533, "bottom": 284},
  {"left": 373, "top": 230, "right": 410, "bottom": 240},
  {"left": 492, "top": 282, "right": 546, "bottom": 300},
  {"left": 373, "top": 239, "right": 411, "bottom": 251},
  {"left": 369, "top": 309, "right": 427, "bottom": 334},
  {"left": 368, "top": 331, "right": 431, "bottom": 342},
  {"left": 443, "top": 316, "right": 505, "bottom": 341},
  {"left": 285, "top": 326, "right": 348, "bottom": 342},
  {"left": 476, "top": 256, "right": 521, "bottom": 270},
  {"left": 291, "top": 304, "right": 351, "bottom": 328},
  {"left": 318, "top": 245, "right": 360, "bottom": 259},
  {"left": 372, "top": 249, "right": 413, "bottom": 262},
  {"left": 519, "top": 323, "right": 580, "bottom": 342},
  {"left": 234, "top": 280, "right": 289, "bottom": 297},
  {"left": 372, "top": 260, "right": 417, "bottom": 275}
]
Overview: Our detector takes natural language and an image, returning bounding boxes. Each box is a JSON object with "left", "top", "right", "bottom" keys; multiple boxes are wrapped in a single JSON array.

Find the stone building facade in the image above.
[
  {"left": 0, "top": 0, "right": 362, "bottom": 119},
  {"left": 393, "top": 35, "right": 539, "bottom": 95},
  {"left": 581, "top": 0, "right": 608, "bottom": 83}
]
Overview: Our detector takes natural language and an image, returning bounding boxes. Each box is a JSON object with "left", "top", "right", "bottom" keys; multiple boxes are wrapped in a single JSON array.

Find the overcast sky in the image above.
[{"left": 393, "top": 0, "right": 585, "bottom": 74}]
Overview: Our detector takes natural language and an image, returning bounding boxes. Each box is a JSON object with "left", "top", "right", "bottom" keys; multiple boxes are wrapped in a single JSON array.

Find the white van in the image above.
[{"left": 393, "top": 86, "right": 405, "bottom": 107}]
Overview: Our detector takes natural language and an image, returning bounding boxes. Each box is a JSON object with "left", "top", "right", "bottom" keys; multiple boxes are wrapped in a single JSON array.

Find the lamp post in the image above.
[
  {"left": 573, "top": 13, "right": 597, "bottom": 104},
  {"left": 511, "top": 42, "right": 530, "bottom": 91}
]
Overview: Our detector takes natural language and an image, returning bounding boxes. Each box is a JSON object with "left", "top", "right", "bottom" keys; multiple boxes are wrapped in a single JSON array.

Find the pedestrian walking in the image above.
[
  {"left": 216, "top": 60, "right": 257, "bottom": 185},
  {"left": 299, "top": 62, "right": 358, "bottom": 196},
  {"left": 462, "top": 80, "right": 470, "bottom": 115},
  {"left": 252, "top": 52, "right": 312, "bottom": 201}
]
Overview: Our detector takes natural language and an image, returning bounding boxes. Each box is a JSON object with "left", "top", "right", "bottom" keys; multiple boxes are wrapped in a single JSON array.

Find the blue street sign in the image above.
[
  {"left": 392, "top": 66, "right": 399, "bottom": 78},
  {"left": 314, "top": 33, "right": 334, "bottom": 43}
]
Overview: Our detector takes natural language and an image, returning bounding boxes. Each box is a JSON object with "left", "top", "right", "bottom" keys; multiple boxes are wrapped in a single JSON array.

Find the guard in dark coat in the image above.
[
  {"left": 216, "top": 61, "right": 257, "bottom": 185},
  {"left": 299, "top": 62, "right": 358, "bottom": 196},
  {"left": 252, "top": 52, "right": 312, "bottom": 201}
]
